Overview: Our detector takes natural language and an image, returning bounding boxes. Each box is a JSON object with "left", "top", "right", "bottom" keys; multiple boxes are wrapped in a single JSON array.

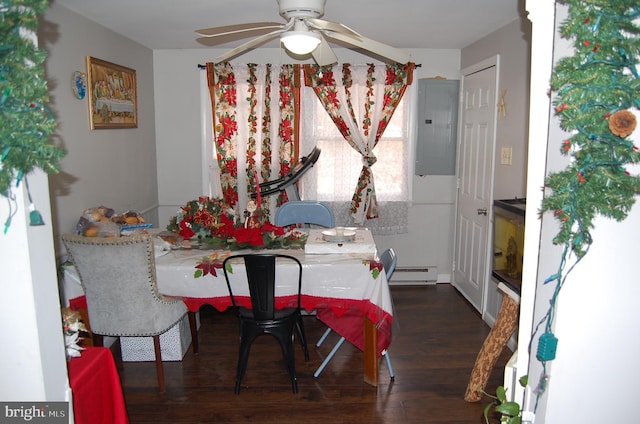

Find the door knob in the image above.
[{"left": 477, "top": 208, "right": 488, "bottom": 216}]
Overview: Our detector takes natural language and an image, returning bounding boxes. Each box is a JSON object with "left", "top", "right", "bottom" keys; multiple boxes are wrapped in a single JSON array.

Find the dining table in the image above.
[{"left": 153, "top": 228, "right": 393, "bottom": 387}]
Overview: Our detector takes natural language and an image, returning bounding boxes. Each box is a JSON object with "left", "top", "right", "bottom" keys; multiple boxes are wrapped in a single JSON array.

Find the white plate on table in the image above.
[{"left": 322, "top": 229, "right": 356, "bottom": 243}]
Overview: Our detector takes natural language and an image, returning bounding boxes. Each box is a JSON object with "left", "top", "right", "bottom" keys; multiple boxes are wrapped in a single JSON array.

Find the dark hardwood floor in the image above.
[{"left": 115, "top": 285, "right": 512, "bottom": 423}]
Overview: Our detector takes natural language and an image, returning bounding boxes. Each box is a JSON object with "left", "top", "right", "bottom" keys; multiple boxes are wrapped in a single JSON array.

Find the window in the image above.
[
  {"left": 307, "top": 101, "right": 407, "bottom": 200},
  {"left": 299, "top": 84, "right": 414, "bottom": 234},
  {"left": 200, "top": 66, "right": 415, "bottom": 234}
]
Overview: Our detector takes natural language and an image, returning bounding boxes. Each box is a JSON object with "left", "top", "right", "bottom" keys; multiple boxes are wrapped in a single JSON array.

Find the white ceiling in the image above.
[{"left": 54, "top": 0, "right": 524, "bottom": 52}]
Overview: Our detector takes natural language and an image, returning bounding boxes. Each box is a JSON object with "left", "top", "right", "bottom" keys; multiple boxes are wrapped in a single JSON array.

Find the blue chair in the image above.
[
  {"left": 275, "top": 201, "right": 334, "bottom": 228},
  {"left": 314, "top": 248, "right": 397, "bottom": 379}
]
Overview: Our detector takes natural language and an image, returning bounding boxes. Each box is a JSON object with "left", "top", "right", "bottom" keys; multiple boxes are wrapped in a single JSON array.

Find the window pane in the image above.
[{"left": 310, "top": 100, "right": 406, "bottom": 201}]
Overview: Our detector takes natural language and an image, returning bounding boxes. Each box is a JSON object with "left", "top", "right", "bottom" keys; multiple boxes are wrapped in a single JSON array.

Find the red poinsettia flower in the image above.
[
  {"left": 223, "top": 87, "right": 237, "bottom": 106},
  {"left": 280, "top": 161, "right": 291, "bottom": 176},
  {"left": 261, "top": 221, "right": 285, "bottom": 237},
  {"left": 212, "top": 213, "right": 236, "bottom": 239},
  {"left": 223, "top": 158, "right": 238, "bottom": 177},
  {"left": 326, "top": 90, "right": 339, "bottom": 106},
  {"left": 178, "top": 220, "right": 195, "bottom": 239},
  {"left": 280, "top": 89, "right": 292, "bottom": 104},
  {"left": 222, "top": 116, "right": 237, "bottom": 139},
  {"left": 219, "top": 73, "right": 236, "bottom": 86},
  {"left": 369, "top": 260, "right": 384, "bottom": 274},
  {"left": 321, "top": 71, "right": 335, "bottom": 86},
  {"left": 385, "top": 69, "right": 399, "bottom": 85},
  {"left": 222, "top": 185, "right": 238, "bottom": 206},
  {"left": 194, "top": 260, "right": 223, "bottom": 278},
  {"left": 233, "top": 227, "right": 265, "bottom": 247}
]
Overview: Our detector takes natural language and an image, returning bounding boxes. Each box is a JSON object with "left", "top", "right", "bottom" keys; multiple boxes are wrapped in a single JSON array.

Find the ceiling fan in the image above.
[{"left": 195, "top": 0, "right": 410, "bottom": 66}]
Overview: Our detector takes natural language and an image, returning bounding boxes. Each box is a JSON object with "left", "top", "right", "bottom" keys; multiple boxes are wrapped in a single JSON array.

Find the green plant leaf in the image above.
[
  {"left": 483, "top": 402, "right": 494, "bottom": 424},
  {"left": 496, "top": 386, "right": 507, "bottom": 402},
  {"left": 507, "top": 416, "right": 522, "bottom": 424},
  {"left": 519, "top": 375, "right": 528, "bottom": 387},
  {"left": 194, "top": 269, "right": 203, "bottom": 278},
  {"left": 495, "top": 401, "right": 520, "bottom": 417}
]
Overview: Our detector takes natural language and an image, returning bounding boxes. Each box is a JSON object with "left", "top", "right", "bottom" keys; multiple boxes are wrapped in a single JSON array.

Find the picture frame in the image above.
[{"left": 86, "top": 56, "right": 138, "bottom": 129}]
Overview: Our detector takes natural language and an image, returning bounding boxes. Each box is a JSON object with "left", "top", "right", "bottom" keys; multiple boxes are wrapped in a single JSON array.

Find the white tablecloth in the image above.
[{"left": 154, "top": 247, "right": 393, "bottom": 355}]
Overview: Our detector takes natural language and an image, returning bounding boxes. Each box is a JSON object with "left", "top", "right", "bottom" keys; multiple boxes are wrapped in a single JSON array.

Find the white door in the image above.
[{"left": 452, "top": 57, "right": 499, "bottom": 312}]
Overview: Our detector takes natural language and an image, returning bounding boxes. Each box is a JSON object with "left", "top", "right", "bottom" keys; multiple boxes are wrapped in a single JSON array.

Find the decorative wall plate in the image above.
[{"left": 72, "top": 71, "right": 87, "bottom": 99}]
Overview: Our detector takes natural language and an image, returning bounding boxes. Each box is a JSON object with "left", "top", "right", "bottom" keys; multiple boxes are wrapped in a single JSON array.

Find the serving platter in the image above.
[{"left": 322, "top": 229, "right": 356, "bottom": 243}]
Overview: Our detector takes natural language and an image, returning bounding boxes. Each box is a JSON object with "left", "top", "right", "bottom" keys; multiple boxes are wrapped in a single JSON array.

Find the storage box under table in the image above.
[
  {"left": 304, "top": 228, "right": 377, "bottom": 256},
  {"left": 120, "top": 312, "right": 199, "bottom": 362}
]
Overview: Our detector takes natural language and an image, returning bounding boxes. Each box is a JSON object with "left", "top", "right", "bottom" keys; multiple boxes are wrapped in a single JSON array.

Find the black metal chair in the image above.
[{"left": 222, "top": 253, "right": 308, "bottom": 394}]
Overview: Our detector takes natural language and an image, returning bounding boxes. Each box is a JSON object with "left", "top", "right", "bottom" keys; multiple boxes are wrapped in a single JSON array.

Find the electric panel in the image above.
[{"left": 415, "top": 79, "right": 459, "bottom": 175}]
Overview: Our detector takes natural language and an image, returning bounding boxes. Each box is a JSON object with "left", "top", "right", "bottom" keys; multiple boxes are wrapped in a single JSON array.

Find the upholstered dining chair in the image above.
[
  {"left": 222, "top": 253, "right": 308, "bottom": 394},
  {"left": 61, "top": 233, "right": 199, "bottom": 393},
  {"left": 275, "top": 200, "right": 334, "bottom": 228},
  {"left": 313, "top": 247, "right": 397, "bottom": 379}
]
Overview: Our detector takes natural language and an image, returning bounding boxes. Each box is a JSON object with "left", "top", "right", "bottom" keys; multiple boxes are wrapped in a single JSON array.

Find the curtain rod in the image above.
[{"left": 197, "top": 63, "right": 422, "bottom": 69}]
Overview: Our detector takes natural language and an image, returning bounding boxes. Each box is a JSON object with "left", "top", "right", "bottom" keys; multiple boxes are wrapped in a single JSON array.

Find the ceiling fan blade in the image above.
[
  {"left": 324, "top": 32, "right": 410, "bottom": 64},
  {"left": 311, "top": 36, "right": 338, "bottom": 66},
  {"left": 214, "top": 29, "right": 286, "bottom": 62},
  {"left": 196, "top": 22, "right": 284, "bottom": 38},
  {"left": 305, "top": 18, "right": 362, "bottom": 40}
]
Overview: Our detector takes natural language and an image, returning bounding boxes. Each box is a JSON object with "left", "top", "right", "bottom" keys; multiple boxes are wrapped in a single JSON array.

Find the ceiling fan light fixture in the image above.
[{"left": 281, "top": 31, "right": 321, "bottom": 55}]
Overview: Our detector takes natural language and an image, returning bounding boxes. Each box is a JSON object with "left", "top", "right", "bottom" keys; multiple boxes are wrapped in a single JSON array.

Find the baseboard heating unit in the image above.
[{"left": 388, "top": 267, "right": 437, "bottom": 285}]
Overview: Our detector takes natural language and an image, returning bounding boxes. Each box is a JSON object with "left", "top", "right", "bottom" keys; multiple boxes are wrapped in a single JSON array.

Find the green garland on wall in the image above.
[
  {"left": 542, "top": 0, "right": 640, "bottom": 259},
  {"left": 529, "top": 0, "right": 640, "bottom": 404},
  {"left": 0, "top": 0, "right": 64, "bottom": 198}
]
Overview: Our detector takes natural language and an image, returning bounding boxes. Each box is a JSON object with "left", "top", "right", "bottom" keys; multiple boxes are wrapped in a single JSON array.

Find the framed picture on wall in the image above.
[{"left": 86, "top": 56, "right": 138, "bottom": 129}]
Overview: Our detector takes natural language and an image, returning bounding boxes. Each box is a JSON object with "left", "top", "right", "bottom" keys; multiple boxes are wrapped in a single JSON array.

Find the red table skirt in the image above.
[
  {"left": 180, "top": 294, "right": 393, "bottom": 357},
  {"left": 68, "top": 347, "right": 129, "bottom": 424}
]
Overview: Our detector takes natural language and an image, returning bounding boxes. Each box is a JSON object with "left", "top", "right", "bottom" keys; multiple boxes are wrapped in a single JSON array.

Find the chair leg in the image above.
[
  {"left": 187, "top": 311, "right": 199, "bottom": 354},
  {"left": 274, "top": 330, "right": 298, "bottom": 394},
  {"left": 383, "top": 351, "right": 395, "bottom": 379},
  {"left": 152, "top": 335, "right": 166, "bottom": 393},
  {"left": 92, "top": 333, "right": 104, "bottom": 347},
  {"left": 296, "top": 316, "right": 309, "bottom": 361},
  {"left": 316, "top": 327, "right": 332, "bottom": 348},
  {"left": 235, "top": 323, "right": 259, "bottom": 394},
  {"left": 313, "top": 336, "right": 346, "bottom": 378}
]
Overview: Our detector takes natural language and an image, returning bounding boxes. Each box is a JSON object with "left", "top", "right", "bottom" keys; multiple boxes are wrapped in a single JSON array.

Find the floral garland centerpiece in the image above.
[
  {"left": 166, "top": 196, "right": 308, "bottom": 251},
  {"left": 167, "top": 196, "right": 308, "bottom": 279},
  {"left": 166, "top": 196, "right": 237, "bottom": 243}
]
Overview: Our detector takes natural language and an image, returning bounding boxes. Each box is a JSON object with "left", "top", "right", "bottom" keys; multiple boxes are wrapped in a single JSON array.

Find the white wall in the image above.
[
  {"left": 462, "top": 18, "right": 532, "bottom": 200},
  {"left": 42, "top": 4, "right": 159, "bottom": 256},
  {"left": 0, "top": 173, "right": 69, "bottom": 401},
  {"left": 153, "top": 48, "right": 461, "bottom": 280}
]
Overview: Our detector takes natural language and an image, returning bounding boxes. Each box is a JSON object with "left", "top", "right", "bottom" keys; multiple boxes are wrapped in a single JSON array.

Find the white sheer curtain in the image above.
[{"left": 298, "top": 66, "right": 414, "bottom": 235}]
